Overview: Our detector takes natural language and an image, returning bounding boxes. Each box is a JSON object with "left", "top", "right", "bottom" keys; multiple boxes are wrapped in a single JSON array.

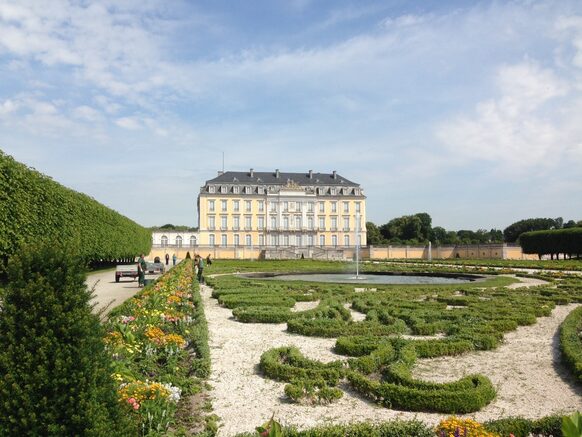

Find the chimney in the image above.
[
  {"left": 332, "top": 170, "right": 337, "bottom": 179},
  {"left": 275, "top": 169, "right": 280, "bottom": 178},
  {"left": 308, "top": 170, "right": 313, "bottom": 179},
  {"left": 218, "top": 170, "right": 224, "bottom": 176},
  {"left": 250, "top": 168, "right": 254, "bottom": 177}
]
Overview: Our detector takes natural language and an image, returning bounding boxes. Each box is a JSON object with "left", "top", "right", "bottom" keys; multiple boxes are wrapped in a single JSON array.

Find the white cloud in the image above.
[
  {"left": 115, "top": 117, "right": 141, "bottom": 130},
  {"left": 72, "top": 105, "right": 101, "bottom": 122},
  {"left": 436, "top": 60, "right": 579, "bottom": 172},
  {"left": 0, "top": 99, "right": 18, "bottom": 115}
]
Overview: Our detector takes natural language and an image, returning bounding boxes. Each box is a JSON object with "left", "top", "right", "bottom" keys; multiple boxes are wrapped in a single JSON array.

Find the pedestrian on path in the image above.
[
  {"left": 137, "top": 254, "right": 147, "bottom": 287},
  {"left": 172, "top": 253, "right": 177, "bottom": 266},
  {"left": 165, "top": 253, "right": 169, "bottom": 266},
  {"left": 197, "top": 255, "right": 205, "bottom": 283}
]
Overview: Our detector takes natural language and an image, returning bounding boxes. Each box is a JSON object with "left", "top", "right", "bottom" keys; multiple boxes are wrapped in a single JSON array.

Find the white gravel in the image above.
[{"left": 202, "top": 278, "right": 582, "bottom": 436}]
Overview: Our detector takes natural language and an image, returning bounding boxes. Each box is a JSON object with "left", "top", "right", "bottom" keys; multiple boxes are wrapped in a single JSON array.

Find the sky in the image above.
[{"left": 1, "top": 0, "right": 581, "bottom": 231}]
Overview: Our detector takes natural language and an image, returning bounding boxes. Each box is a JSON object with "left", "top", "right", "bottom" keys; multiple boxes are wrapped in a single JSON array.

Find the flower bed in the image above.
[{"left": 104, "top": 260, "right": 213, "bottom": 435}]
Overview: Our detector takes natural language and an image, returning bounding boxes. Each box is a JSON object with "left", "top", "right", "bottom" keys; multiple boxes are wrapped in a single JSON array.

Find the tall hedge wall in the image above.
[
  {"left": 0, "top": 150, "right": 151, "bottom": 268},
  {"left": 520, "top": 228, "right": 582, "bottom": 258}
]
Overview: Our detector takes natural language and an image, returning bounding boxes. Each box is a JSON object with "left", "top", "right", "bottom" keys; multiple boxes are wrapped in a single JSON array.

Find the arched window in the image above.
[
  {"left": 190, "top": 235, "right": 197, "bottom": 247},
  {"left": 176, "top": 236, "right": 183, "bottom": 247},
  {"left": 161, "top": 235, "right": 168, "bottom": 247}
]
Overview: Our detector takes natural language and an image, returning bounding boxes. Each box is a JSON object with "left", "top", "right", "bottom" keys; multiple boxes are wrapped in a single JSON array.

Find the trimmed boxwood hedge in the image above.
[
  {"left": 521, "top": 227, "right": 582, "bottom": 258},
  {"left": 559, "top": 306, "right": 582, "bottom": 383},
  {"left": 0, "top": 150, "right": 151, "bottom": 271}
]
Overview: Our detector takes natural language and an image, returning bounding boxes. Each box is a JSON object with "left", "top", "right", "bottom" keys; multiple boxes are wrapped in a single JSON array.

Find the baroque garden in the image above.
[{"left": 1, "top": 151, "right": 582, "bottom": 436}]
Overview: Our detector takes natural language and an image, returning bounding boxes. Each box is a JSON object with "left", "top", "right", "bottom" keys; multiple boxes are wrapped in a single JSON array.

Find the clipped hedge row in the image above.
[
  {"left": 559, "top": 306, "right": 582, "bottom": 383},
  {"left": 483, "top": 415, "right": 563, "bottom": 437},
  {"left": 260, "top": 343, "right": 496, "bottom": 413},
  {"left": 218, "top": 293, "right": 296, "bottom": 309},
  {"left": 0, "top": 151, "right": 151, "bottom": 269},
  {"left": 236, "top": 419, "right": 434, "bottom": 437},
  {"left": 521, "top": 227, "right": 582, "bottom": 258},
  {"left": 232, "top": 306, "right": 294, "bottom": 323}
]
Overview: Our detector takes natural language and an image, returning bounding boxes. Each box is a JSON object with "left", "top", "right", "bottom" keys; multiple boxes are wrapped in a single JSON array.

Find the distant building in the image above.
[{"left": 197, "top": 169, "right": 367, "bottom": 250}]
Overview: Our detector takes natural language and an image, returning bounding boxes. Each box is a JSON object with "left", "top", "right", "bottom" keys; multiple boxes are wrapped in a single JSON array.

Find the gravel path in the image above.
[{"left": 202, "top": 279, "right": 582, "bottom": 436}]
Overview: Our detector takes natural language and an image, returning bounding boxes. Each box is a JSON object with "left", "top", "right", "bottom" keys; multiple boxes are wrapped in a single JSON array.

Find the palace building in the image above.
[{"left": 197, "top": 169, "right": 367, "bottom": 253}]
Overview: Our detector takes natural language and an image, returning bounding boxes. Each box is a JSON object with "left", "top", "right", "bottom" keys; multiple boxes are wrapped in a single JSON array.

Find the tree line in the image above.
[{"left": 366, "top": 213, "right": 581, "bottom": 246}]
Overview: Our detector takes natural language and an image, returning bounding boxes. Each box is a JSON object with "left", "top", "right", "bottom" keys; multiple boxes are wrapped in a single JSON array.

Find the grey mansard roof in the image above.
[{"left": 204, "top": 170, "right": 359, "bottom": 187}]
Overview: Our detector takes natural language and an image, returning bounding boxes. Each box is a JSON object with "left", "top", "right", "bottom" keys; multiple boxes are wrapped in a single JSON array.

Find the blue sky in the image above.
[{"left": 1, "top": 0, "right": 581, "bottom": 230}]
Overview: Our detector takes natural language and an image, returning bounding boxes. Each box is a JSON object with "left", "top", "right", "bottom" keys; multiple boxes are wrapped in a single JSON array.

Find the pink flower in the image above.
[
  {"left": 127, "top": 397, "right": 136, "bottom": 404},
  {"left": 133, "top": 403, "right": 140, "bottom": 410}
]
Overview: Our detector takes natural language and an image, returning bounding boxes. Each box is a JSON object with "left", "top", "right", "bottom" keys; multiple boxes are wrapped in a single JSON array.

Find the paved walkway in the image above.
[{"left": 87, "top": 262, "right": 178, "bottom": 316}]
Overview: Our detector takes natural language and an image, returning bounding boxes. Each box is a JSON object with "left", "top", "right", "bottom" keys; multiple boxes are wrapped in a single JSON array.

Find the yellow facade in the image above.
[{"left": 197, "top": 170, "right": 367, "bottom": 250}]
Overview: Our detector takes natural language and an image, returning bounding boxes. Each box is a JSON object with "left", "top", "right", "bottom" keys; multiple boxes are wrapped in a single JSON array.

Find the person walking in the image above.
[
  {"left": 206, "top": 254, "right": 212, "bottom": 266},
  {"left": 172, "top": 253, "right": 177, "bottom": 266},
  {"left": 137, "top": 254, "right": 147, "bottom": 287},
  {"left": 197, "top": 255, "right": 204, "bottom": 283},
  {"left": 165, "top": 253, "right": 169, "bottom": 266}
]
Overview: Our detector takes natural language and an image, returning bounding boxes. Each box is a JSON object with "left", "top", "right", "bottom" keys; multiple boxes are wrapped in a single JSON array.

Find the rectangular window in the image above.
[
  {"left": 319, "top": 201, "right": 325, "bottom": 213},
  {"left": 283, "top": 234, "right": 289, "bottom": 246},
  {"left": 355, "top": 202, "right": 361, "bottom": 213},
  {"left": 246, "top": 234, "right": 252, "bottom": 246},
  {"left": 208, "top": 216, "right": 215, "bottom": 230},
  {"left": 344, "top": 235, "right": 350, "bottom": 246},
  {"left": 258, "top": 200, "right": 264, "bottom": 212},
  {"left": 270, "top": 216, "right": 277, "bottom": 229},
  {"left": 233, "top": 216, "right": 240, "bottom": 230},
  {"left": 283, "top": 201, "right": 289, "bottom": 212},
  {"left": 259, "top": 234, "right": 264, "bottom": 246},
  {"left": 343, "top": 201, "right": 349, "bottom": 213},
  {"left": 283, "top": 216, "right": 289, "bottom": 230},
  {"left": 343, "top": 217, "right": 350, "bottom": 231},
  {"left": 331, "top": 202, "right": 337, "bottom": 213},
  {"left": 233, "top": 200, "right": 240, "bottom": 212},
  {"left": 258, "top": 216, "right": 265, "bottom": 230},
  {"left": 208, "top": 200, "right": 215, "bottom": 212},
  {"left": 245, "top": 216, "right": 252, "bottom": 230},
  {"left": 308, "top": 216, "right": 313, "bottom": 229},
  {"left": 269, "top": 201, "right": 276, "bottom": 212},
  {"left": 209, "top": 234, "right": 215, "bottom": 246},
  {"left": 308, "top": 235, "right": 314, "bottom": 246},
  {"left": 331, "top": 217, "right": 337, "bottom": 231},
  {"left": 307, "top": 202, "right": 314, "bottom": 213},
  {"left": 245, "top": 200, "right": 252, "bottom": 212},
  {"left": 221, "top": 200, "right": 227, "bottom": 212},
  {"left": 221, "top": 234, "right": 227, "bottom": 246},
  {"left": 320, "top": 235, "right": 325, "bottom": 247},
  {"left": 221, "top": 216, "right": 227, "bottom": 230},
  {"left": 296, "top": 235, "right": 302, "bottom": 247},
  {"left": 234, "top": 234, "right": 240, "bottom": 246},
  {"left": 332, "top": 235, "right": 338, "bottom": 247},
  {"left": 319, "top": 217, "right": 325, "bottom": 230}
]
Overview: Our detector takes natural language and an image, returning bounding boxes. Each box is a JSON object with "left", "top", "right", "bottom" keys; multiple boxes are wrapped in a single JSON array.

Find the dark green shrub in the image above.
[
  {"left": 284, "top": 378, "right": 343, "bottom": 404},
  {"left": 560, "top": 306, "right": 582, "bottom": 382},
  {"left": 0, "top": 244, "right": 130, "bottom": 436},
  {"left": 483, "top": 417, "right": 533, "bottom": 436},
  {"left": 233, "top": 306, "right": 293, "bottom": 323}
]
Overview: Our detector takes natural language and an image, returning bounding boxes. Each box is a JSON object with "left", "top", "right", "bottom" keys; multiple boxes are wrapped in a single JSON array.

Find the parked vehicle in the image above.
[
  {"left": 146, "top": 262, "right": 165, "bottom": 275},
  {"left": 115, "top": 264, "right": 139, "bottom": 282}
]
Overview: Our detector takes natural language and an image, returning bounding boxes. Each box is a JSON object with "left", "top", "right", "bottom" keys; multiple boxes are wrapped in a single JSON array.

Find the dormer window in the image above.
[
  {"left": 220, "top": 185, "right": 227, "bottom": 194},
  {"left": 209, "top": 186, "right": 216, "bottom": 193},
  {"left": 233, "top": 186, "right": 240, "bottom": 194}
]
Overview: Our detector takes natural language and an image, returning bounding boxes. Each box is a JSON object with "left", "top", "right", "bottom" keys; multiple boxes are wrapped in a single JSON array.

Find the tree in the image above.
[
  {"left": 432, "top": 226, "right": 448, "bottom": 244},
  {"left": 503, "top": 218, "right": 561, "bottom": 243},
  {"left": 415, "top": 213, "right": 432, "bottom": 241},
  {"left": 366, "top": 222, "right": 384, "bottom": 245},
  {"left": 0, "top": 244, "right": 130, "bottom": 436}
]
